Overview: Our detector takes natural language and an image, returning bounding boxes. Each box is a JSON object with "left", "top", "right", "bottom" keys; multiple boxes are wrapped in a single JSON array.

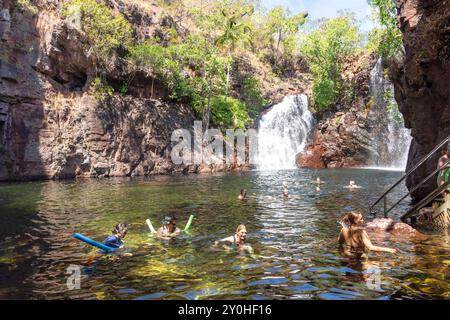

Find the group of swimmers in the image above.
[
  {"left": 100, "top": 176, "right": 396, "bottom": 260},
  {"left": 238, "top": 177, "right": 361, "bottom": 201}
]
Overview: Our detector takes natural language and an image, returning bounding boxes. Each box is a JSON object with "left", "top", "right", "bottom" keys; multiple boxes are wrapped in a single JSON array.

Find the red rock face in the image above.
[
  {"left": 0, "top": 1, "right": 245, "bottom": 181},
  {"left": 390, "top": 0, "right": 450, "bottom": 202},
  {"left": 297, "top": 53, "right": 388, "bottom": 169}
]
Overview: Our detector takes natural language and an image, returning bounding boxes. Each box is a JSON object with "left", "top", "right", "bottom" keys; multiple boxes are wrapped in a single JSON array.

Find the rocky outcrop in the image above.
[
  {"left": 0, "top": 0, "right": 245, "bottom": 181},
  {"left": 365, "top": 218, "right": 427, "bottom": 240},
  {"left": 297, "top": 53, "right": 392, "bottom": 168},
  {"left": 390, "top": 0, "right": 450, "bottom": 202}
]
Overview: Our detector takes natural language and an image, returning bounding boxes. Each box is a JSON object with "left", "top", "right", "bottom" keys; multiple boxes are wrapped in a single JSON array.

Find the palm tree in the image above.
[{"left": 215, "top": 8, "right": 253, "bottom": 100}]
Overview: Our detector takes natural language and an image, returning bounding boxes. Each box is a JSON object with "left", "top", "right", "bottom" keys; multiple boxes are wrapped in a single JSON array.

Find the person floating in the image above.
[
  {"left": 338, "top": 211, "right": 396, "bottom": 259},
  {"left": 282, "top": 182, "right": 289, "bottom": 198},
  {"left": 156, "top": 214, "right": 181, "bottom": 239},
  {"left": 103, "top": 223, "right": 128, "bottom": 249},
  {"left": 345, "top": 180, "right": 360, "bottom": 189},
  {"left": 214, "top": 224, "right": 252, "bottom": 252},
  {"left": 238, "top": 189, "right": 247, "bottom": 201}
]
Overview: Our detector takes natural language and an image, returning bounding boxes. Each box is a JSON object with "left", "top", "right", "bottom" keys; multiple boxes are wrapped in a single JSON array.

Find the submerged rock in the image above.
[{"left": 365, "top": 218, "right": 427, "bottom": 240}]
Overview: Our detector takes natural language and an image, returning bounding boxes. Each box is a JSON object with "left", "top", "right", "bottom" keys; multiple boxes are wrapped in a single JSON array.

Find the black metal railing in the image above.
[{"left": 369, "top": 134, "right": 450, "bottom": 217}]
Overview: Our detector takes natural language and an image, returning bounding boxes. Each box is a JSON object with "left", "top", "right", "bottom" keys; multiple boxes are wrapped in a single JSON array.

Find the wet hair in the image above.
[
  {"left": 163, "top": 214, "right": 177, "bottom": 225},
  {"left": 113, "top": 223, "right": 128, "bottom": 235},
  {"left": 236, "top": 224, "right": 247, "bottom": 234},
  {"left": 340, "top": 211, "right": 362, "bottom": 227}
]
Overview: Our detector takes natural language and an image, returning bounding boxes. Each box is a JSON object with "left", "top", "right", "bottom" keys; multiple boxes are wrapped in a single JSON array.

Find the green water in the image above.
[{"left": 0, "top": 169, "right": 448, "bottom": 299}]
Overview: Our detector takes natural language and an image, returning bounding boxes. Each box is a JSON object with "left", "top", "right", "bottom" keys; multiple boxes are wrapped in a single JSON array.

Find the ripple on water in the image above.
[{"left": 0, "top": 169, "right": 447, "bottom": 299}]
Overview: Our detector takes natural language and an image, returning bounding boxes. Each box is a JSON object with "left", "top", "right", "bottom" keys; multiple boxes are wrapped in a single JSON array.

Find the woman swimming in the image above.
[
  {"left": 338, "top": 211, "right": 396, "bottom": 259},
  {"left": 214, "top": 224, "right": 252, "bottom": 252}
]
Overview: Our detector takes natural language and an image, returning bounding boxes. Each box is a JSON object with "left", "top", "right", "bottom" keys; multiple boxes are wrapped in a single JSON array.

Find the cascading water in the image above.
[
  {"left": 368, "top": 58, "right": 411, "bottom": 170},
  {"left": 255, "top": 94, "right": 313, "bottom": 170}
]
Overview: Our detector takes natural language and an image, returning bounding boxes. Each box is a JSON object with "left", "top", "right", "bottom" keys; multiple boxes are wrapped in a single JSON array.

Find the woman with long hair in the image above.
[{"left": 338, "top": 211, "right": 396, "bottom": 259}]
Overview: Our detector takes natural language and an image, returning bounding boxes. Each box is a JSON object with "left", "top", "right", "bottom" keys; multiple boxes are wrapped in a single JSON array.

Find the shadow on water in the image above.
[{"left": 0, "top": 169, "right": 448, "bottom": 299}]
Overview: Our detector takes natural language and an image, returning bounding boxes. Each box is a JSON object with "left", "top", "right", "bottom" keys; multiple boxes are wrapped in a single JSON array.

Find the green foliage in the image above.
[
  {"left": 300, "top": 15, "right": 361, "bottom": 110},
  {"left": 90, "top": 76, "right": 114, "bottom": 100},
  {"left": 367, "top": 0, "right": 403, "bottom": 58},
  {"left": 242, "top": 76, "right": 267, "bottom": 118},
  {"left": 119, "top": 83, "right": 128, "bottom": 96},
  {"left": 384, "top": 87, "right": 403, "bottom": 123},
  {"left": 14, "top": 0, "right": 38, "bottom": 15},
  {"left": 264, "top": 6, "right": 307, "bottom": 57},
  {"left": 209, "top": 95, "right": 251, "bottom": 129},
  {"left": 63, "top": 0, "right": 133, "bottom": 66},
  {"left": 312, "top": 76, "right": 339, "bottom": 110},
  {"left": 127, "top": 42, "right": 193, "bottom": 101}
]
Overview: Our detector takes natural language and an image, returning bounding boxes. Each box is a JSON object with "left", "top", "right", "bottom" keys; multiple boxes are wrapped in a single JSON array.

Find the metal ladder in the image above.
[{"left": 369, "top": 134, "right": 450, "bottom": 220}]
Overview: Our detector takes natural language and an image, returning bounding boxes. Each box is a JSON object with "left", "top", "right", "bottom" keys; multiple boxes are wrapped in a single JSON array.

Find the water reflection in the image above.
[{"left": 0, "top": 169, "right": 448, "bottom": 299}]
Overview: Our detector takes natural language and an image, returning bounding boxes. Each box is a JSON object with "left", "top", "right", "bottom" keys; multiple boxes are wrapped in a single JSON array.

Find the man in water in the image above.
[
  {"left": 283, "top": 182, "right": 289, "bottom": 198},
  {"left": 338, "top": 211, "right": 396, "bottom": 259},
  {"left": 346, "top": 180, "right": 360, "bottom": 189},
  {"left": 156, "top": 214, "right": 181, "bottom": 240},
  {"left": 214, "top": 224, "right": 253, "bottom": 252},
  {"left": 238, "top": 189, "right": 247, "bottom": 201},
  {"left": 103, "top": 223, "right": 128, "bottom": 249}
]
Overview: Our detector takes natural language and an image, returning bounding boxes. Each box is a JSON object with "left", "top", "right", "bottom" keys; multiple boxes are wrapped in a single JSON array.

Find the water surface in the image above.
[{"left": 0, "top": 168, "right": 448, "bottom": 299}]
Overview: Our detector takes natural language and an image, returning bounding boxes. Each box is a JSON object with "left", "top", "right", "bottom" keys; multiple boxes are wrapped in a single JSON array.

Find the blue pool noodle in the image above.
[{"left": 73, "top": 233, "right": 116, "bottom": 253}]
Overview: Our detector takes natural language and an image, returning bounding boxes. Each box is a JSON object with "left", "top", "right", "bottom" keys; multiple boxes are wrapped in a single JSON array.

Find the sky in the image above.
[{"left": 260, "top": 0, "right": 377, "bottom": 32}]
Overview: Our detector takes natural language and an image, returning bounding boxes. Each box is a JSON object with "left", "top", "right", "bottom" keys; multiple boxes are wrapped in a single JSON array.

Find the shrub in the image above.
[
  {"left": 243, "top": 76, "right": 268, "bottom": 118},
  {"left": 90, "top": 76, "right": 114, "bottom": 100},
  {"left": 209, "top": 96, "right": 251, "bottom": 129},
  {"left": 63, "top": 0, "right": 133, "bottom": 65}
]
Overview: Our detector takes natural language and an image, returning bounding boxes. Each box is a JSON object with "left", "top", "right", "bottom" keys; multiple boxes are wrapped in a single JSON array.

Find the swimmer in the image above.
[
  {"left": 282, "top": 182, "right": 289, "bottom": 198},
  {"left": 338, "top": 211, "right": 396, "bottom": 259},
  {"left": 214, "top": 224, "right": 253, "bottom": 252},
  {"left": 316, "top": 177, "right": 324, "bottom": 184},
  {"left": 238, "top": 189, "right": 247, "bottom": 201},
  {"left": 345, "top": 180, "right": 360, "bottom": 189},
  {"left": 156, "top": 214, "right": 181, "bottom": 240},
  {"left": 316, "top": 185, "right": 321, "bottom": 192},
  {"left": 103, "top": 223, "right": 128, "bottom": 249},
  {"left": 103, "top": 223, "right": 133, "bottom": 257}
]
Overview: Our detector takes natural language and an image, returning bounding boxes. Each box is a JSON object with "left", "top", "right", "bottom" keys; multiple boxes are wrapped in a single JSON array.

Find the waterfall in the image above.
[
  {"left": 255, "top": 94, "right": 313, "bottom": 170},
  {"left": 368, "top": 58, "right": 411, "bottom": 170}
]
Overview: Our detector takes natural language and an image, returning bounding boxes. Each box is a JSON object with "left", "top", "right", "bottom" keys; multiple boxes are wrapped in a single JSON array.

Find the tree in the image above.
[
  {"left": 215, "top": 3, "right": 253, "bottom": 99},
  {"left": 262, "top": 6, "right": 307, "bottom": 69},
  {"left": 301, "top": 15, "right": 361, "bottom": 110},
  {"left": 63, "top": 0, "right": 133, "bottom": 71},
  {"left": 367, "top": 0, "right": 403, "bottom": 59}
]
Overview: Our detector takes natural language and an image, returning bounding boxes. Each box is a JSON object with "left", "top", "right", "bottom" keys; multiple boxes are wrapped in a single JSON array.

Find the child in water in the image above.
[
  {"left": 103, "top": 223, "right": 128, "bottom": 249},
  {"left": 338, "top": 211, "right": 396, "bottom": 259}
]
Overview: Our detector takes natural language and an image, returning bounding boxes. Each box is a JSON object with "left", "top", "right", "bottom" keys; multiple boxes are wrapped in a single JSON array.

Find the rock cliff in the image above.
[
  {"left": 296, "top": 53, "right": 408, "bottom": 168},
  {"left": 0, "top": 0, "right": 256, "bottom": 181},
  {"left": 390, "top": 0, "right": 450, "bottom": 202}
]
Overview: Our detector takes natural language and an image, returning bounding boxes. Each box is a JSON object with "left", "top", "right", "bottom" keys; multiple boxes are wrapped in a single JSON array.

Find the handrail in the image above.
[
  {"left": 370, "top": 134, "right": 450, "bottom": 213},
  {"left": 400, "top": 180, "right": 450, "bottom": 221},
  {"left": 382, "top": 160, "right": 449, "bottom": 217}
]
